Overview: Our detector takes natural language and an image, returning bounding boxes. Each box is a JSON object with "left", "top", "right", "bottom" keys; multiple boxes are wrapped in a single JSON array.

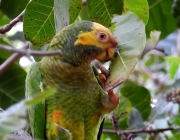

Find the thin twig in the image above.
[
  {"left": 111, "top": 114, "right": 127, "bottom": 140},
  {"left": 0, "top": 42, "right": 29, "bottom": 75},
  {"left": 0, "top": 11, "right": 24, "bottom": 34},
  {"left": 142, "top": 47, "right": 168, "bottom": 57},
  {"left": 103, "top": 127, "right": 179, "bottom": 135},
  {"left": 117, "top": 111, "right": 127, "bottom": 120},
  {"left": 0, "top": 43, "right": 63, "bottom": 56}
]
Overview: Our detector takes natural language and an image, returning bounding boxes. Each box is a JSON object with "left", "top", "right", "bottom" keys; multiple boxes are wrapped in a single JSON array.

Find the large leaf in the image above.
[
  {"left": 23, "top": 0, "right": 81, "bottom": 47},
  {"left": 120, "top": 81, "right": 151, "bottom": 120},
  {"left": 0, "top": 58, "right": 26, "bottom": 109},
  {"left": 0, "top": 0, "right": 29, "bottom": 19},
  {"left": 23, "top": 0, "right": 55, "bottom": 47},
  {"left": 123, "top": 0, "right": 149, "bottom": 24},
  {"left": 146, "top": 0, "right": 177, "bottom": 39},
  {"left": 0, "top": 11, "right": 10, "bottom": 27},
  {"left": 87, "top": 0, "right": 123, "bottom": 27},
  {"left": 105, "top": 12, "right": 146, "bottom": 90},
  {"left": 87, "top": 0, "right": 148, "bottom": 27}
]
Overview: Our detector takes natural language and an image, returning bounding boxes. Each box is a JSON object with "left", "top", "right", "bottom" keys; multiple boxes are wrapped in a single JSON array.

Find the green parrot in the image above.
[{"left": 25, "top": 20, "right": 119, "bottom": 140}]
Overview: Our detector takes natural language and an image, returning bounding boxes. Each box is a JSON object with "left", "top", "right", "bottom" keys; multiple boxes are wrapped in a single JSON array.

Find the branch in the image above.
[
  {"left": 0, "top": 42, "right": 63, "bottom": 75},
  {"left": 103, "top": 127, "right": 179, "bottom": 135},
  {"left": 110, "top": 113, "right": 129, "bottom": 140},
  {"left": 0, "top": 42, "right": 29, "bottom": 75},
  {"left": 0, "top": 11, "right": 24, "bottom": 34},
  {"left": 0, "top": 43, "right": 63, "bottom": 56}
]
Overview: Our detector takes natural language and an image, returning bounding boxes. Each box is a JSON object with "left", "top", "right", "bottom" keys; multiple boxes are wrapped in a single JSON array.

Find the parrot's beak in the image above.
[{"left": 96, "top": 40, "right": 118, "bottom": 62}]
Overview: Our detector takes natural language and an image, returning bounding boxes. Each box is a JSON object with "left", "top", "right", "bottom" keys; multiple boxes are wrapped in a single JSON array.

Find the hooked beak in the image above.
[{"left": 96, "top": 41, "right": 118, "bottom": 62}]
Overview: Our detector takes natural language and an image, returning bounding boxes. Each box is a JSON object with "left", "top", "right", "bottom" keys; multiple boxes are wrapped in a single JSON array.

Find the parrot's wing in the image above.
[
  {"left": 25, "top": 62, "right": 45, "bottom": 139},
  {"left": 92, "top": 65, "right": 105, "bottom": 140}
]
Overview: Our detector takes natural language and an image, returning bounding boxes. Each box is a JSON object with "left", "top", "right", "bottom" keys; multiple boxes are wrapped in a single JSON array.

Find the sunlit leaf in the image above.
[
  {"left": 69, "top": 0, "right": 81, "bottom": 23},
  {"left": 23, "top": 0, "right": 81, "bottom": 47},
  {"left": 166, "top": 56, "right": 180, "bottom": 79},
  {"left": 26, "top": 88, "right": 56, "bottom": 105},
  {"left": 105, "top": 12, "right": 146, "bottom": 90},
  {"left": 124, "top": 0, "right": 149, "bottom": 24},
  {"left": 88, "top": 0, "right": 123, "bottom": 27},
  {"left": 23, "top": 0, "right": 55, "bottom": 47}
]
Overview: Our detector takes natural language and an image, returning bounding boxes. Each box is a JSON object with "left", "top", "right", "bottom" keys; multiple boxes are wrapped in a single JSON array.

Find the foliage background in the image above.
[{"left": 0, "top": 0, "right": 180, "bottom": 140}]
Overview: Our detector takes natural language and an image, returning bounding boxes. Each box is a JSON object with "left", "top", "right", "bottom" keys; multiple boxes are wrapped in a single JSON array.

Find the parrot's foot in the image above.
[
  {"left": 101, "top": 89, "right": 119, "bottom": 113},
  {"left": 99, "top": 67, "right": 119, "bottom": 112},
  {"left": 98, "top": 66, "right": 110, "bottom": 89}
]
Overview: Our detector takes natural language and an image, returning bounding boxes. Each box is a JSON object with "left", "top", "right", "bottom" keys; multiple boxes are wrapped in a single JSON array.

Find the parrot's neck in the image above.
[{"left": 40, "top": 56, "right": 98, "bottom": 89}]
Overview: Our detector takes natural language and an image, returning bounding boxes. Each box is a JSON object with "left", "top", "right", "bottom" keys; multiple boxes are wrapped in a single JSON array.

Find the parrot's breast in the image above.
[{"left": 40, "top": 58, "right": 105, "bottom": 140}]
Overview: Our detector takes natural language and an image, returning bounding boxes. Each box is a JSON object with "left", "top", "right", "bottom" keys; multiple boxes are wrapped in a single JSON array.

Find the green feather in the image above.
[{"left": 25, "top": 62, "right": 45, "bottom": 139}]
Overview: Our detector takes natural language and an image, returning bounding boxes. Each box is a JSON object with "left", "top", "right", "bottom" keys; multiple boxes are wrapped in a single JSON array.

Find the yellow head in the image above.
[{"left": 74, "top": 22, "right": 117, "bottom": 62}]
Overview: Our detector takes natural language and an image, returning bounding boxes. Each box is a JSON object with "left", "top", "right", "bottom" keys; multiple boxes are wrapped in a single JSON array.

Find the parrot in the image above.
[{"left": 25, "top": 20, "right": 119, "bottom": 140}]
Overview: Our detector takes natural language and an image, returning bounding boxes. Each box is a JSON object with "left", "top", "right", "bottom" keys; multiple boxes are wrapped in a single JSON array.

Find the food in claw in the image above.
[{"left": 25, "top": 20, "right": 119, "bottom": 140}]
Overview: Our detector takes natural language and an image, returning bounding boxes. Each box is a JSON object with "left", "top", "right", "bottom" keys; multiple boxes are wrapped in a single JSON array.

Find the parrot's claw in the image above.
[
  {"left": 98, "top": 66, "right": 110, "bottom": 89},
  {"left": 100, "top": 66, "right": 110, "bottom": 78},
  {"left": 107, "top": 89, "right": 119, "bottom": 107},
  {"left": 101, "top": 89, "right": 119, "bottom": 113},
  {"left": 98, "top": 73, "right": 106, "bottom": 88},
  {"left": 99, "top": 67, "right": 119, "bottom": 112}
]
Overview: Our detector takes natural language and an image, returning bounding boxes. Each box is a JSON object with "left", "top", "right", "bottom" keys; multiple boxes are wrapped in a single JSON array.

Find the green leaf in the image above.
[
  {"left": 0, "top": 0, "right": 29, "bottom": 19},
  {"left": 23, "top": 0, "right": 55, "bottom": 47},
  {"left": 120, "top": 81, "right": 151, "bottom": 120},
  {"left": 165, "top": 56, "right": 180, "bottom": 79},
  {"left": 26, "top": 88, "right": 56, "bottom": 105},
  {"left": 174, "top": 117, "right": 180, "bottom": 126},
  {"left": 146, "top": 0, "right": 177, "bottom": 39},
  {"left": 88, "top": 0, "right": 123, "bottom": 27},
  {"left": 69, "top": 0, "right": 82, "bottom": 23},
  {"left": 23, "top": 0, "right": 81, "bottom": 47},
  {"left": 105, "top": 12, "right": 146, "bottom": 91},
  {"left": 124, "top": 0, "right": 149, "bottom": 24},
  {"left": 0, "top": 59, "right": 26, "bottom": 109},
  {"left": 0, "top": 11, "right": 10, "bottom": 27}
]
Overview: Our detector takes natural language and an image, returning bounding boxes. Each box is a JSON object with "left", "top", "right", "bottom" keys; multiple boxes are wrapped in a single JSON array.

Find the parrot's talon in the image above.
[
  {"left": 98, "top": 73, "right": 106, "bottom": 88},
  {"left": 100, "top": 66, "right": 110, "bottom": 78},
  {"left": 107, "top": 89, "right": 119, "bottom": 106}
]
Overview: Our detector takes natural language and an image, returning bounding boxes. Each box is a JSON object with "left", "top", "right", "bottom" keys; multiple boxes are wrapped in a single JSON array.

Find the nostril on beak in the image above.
[{"left": 114, "top": 48, "right": 119, "bottom": 58}]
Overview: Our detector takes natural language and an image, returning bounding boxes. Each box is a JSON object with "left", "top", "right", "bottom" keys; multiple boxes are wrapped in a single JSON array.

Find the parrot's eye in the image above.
[{"left": 97, "top": 32, "right": 109, "bottom": 43}]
